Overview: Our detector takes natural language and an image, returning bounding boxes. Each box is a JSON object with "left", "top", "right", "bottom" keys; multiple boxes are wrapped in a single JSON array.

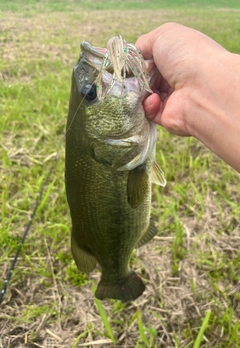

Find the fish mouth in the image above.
[
  {"left": 80, "top": 36, "right": 158, "bottom": 99},
  {"left": 81, "top": 41, "right": 107, "bottom": 61}
]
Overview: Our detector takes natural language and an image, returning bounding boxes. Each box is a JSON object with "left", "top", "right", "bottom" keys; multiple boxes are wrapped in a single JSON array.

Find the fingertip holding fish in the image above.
[{"left": 144, "top": 93, "right": 161, "bottom": 120}]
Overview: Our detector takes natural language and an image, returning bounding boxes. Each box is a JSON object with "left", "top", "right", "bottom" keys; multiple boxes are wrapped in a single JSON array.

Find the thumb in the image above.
[{"left": 143, "top": 94, "right": 162, "bottom": 124}]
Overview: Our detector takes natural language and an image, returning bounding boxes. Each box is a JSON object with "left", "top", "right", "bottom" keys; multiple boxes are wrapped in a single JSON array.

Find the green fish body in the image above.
[{"left": 65, "top": 36, "right": 166, "bottom": 302}]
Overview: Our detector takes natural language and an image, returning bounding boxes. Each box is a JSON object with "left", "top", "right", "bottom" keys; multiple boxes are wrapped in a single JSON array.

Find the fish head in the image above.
[{"left": 68, "top": 36, "right": 158, "bottom": 171}]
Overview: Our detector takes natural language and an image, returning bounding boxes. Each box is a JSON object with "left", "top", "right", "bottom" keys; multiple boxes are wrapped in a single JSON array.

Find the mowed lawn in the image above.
[{"left": 0, "top": 1, "right": 240, "bottom": 347}]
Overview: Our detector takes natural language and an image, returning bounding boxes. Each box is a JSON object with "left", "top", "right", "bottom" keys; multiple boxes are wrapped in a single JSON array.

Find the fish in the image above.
[{"left": 65, "top": 36, "right": 166, "bottom": 302}]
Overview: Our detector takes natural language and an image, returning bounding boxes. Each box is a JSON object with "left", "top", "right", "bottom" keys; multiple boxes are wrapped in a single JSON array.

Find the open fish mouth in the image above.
[{"left": 80, "top": 35, "right": 157, "bottom": 100}]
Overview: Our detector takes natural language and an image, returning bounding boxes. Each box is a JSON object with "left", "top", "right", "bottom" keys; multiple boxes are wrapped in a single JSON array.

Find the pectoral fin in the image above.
[
  {"left": 127, "top": 164, "right": 149, "bottom": 208},
  {"left": 71, "top": 235, "right": 97, "bottom": 273},
  {"left": 152, "top": 160, "right": 167, "bottom": 187},
  {"left": 136, "top": 221, "right": 158, "bottom": 248}
]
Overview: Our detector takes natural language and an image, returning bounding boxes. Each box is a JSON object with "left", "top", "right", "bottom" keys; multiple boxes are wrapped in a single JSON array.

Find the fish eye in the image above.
[{"left": 81, "top": 84, "right": 97, "bottom": 102}]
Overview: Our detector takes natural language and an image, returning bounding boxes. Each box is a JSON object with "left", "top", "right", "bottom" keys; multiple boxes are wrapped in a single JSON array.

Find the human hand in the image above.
[
  {"left": 136, "top": 23, "right": 228, "bottom": 136},
  {"left": 136, "top": 23, "right": 240, "bottom": 172}
]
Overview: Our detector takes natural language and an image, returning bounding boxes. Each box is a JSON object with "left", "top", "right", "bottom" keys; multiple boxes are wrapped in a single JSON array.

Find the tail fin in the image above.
[{"left": 95, "top": 270, "right": 145, "bottom": 302}]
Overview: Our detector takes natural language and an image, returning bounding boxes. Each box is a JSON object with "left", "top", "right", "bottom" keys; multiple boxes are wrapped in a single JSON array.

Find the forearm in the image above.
[{"left": 186, "top": 51, "right": 240, "bottom": 172}]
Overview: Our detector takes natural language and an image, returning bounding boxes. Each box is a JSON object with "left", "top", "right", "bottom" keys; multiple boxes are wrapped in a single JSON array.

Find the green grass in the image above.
[
  {"left": 0, "top": 1, "right": 240, "bottom": 347},
  {"left": 193, "top": 310, "right": 211, "bottom": 348},
  {"left": 93, "top": 284, "right": 117, "bottom": 344},
  {"left": 1, "top": 0, "right": 240, "bottom": 12}
]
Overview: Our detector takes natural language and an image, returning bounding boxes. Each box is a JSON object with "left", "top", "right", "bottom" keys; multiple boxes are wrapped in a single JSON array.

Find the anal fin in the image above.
[
  {"left": 136, "top": 221, "right": 158, "bottom": 248},
  {"left": 71, "top": 235, "right": 97, "bottom": 273}
]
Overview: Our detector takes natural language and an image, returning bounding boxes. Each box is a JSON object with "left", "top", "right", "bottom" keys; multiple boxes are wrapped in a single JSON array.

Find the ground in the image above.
[{"left": 0, "top": 2, "right": 240, "bottom": 347}]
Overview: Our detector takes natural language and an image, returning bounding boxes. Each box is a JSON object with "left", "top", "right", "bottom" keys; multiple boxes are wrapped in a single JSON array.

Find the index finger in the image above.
[{"left": 135, "top": 30, "right": 157, "bottom": 59}]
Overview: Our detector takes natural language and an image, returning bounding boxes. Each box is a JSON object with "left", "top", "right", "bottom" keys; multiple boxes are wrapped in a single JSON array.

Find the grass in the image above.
[
  {"left": 1, "top": 0, "right": 240, "bottom": 12},
  {"left": 93, "top": 285, "right": 116, "bottom": 345},
  {"left": 0, "top": 0, "right": 240, "bottom": 347},
  {"left": 193, "top": 310, "right": 211, "bottom": 348}
]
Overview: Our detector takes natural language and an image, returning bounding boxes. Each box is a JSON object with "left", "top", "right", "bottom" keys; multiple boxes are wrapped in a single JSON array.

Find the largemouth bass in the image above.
[{"left": 65, "top": 36, "right": 166, "bottom": 302}]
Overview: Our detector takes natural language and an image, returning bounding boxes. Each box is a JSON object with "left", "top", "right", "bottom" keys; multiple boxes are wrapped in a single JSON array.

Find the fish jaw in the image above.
[{"left": 79, "top": 36, "right": 158, "bottom": 100}]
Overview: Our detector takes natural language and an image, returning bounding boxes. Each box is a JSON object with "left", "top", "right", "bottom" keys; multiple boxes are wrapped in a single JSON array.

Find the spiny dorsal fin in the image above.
[
  {"left": 127, "top": 165, "right": 149, "bottom": 209},
  {"left": 152, "top": 160, "right": 167, "bottom": 187}
]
